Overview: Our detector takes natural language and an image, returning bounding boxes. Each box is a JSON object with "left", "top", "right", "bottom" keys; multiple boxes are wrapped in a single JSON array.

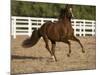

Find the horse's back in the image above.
[{"left": 39, "top": 21, "right": 52, "bottom": 35}]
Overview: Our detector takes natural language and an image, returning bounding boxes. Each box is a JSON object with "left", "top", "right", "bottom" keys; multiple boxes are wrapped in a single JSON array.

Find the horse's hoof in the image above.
[
  {"left": 51, "top": 56, "right": 57, "bottom": 62},
  {"left": 52, "top": 59, "right": 57, "bottom": 62},
  {"left": 82, "top": 50, "right": 85, "bottom": 53},
  {"left": 67, "top": 54, "right": 70, "bottom": 57}
]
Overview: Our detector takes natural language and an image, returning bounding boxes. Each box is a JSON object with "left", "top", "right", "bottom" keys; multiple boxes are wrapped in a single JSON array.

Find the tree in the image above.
[{"left": 11, "top": 0, "right": 96, "bottom": 20}]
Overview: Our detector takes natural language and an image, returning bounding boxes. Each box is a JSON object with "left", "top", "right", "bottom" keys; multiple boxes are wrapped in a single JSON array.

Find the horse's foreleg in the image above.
[
  {"left": 72, "top": 36, "right": 85, "bottom": 53},
  {"left": 51, "top": 41, "right": 57, "bottom": 62}
]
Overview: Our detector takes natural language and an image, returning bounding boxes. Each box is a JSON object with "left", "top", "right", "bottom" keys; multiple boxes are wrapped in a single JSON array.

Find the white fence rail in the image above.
[{"left": 11, "top": 16, "right": 96, "bottom": 38}]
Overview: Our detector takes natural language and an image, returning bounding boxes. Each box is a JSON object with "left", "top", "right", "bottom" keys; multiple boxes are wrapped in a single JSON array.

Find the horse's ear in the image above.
[
  {"left": 65, "top": 4, "right": 73, "bottom": 10},
  {"left": 65, "top": 4, "right": 70, "bottom": 11}
]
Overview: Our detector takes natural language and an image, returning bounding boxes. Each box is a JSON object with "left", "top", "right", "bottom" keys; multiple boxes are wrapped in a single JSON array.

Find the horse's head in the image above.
[
  {"left": 59, "top": 5, "right": 74, "bottom": 20},
  {"left": 65, "top": 4, "right": 74, "bottom": 19}
]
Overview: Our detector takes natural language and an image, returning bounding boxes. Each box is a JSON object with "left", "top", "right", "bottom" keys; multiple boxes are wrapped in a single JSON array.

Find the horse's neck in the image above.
[{"left": 59, "top": 17, "right": 71, "bottom": 24}]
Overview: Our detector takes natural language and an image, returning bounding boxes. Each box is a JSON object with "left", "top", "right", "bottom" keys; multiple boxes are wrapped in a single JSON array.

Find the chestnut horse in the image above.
[{"left": 22, "top": 5, "right": 85, "bottom": 61}]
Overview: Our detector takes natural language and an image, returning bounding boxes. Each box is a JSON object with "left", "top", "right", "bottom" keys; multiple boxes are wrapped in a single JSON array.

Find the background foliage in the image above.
[{"left": 11, "top": 0, "right": 96, "bottom": 20}]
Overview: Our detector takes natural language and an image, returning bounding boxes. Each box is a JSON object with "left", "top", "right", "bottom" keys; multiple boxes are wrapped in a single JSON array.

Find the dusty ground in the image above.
[{"left": 11, "top": 36, "right": 96, "bottom": 74}]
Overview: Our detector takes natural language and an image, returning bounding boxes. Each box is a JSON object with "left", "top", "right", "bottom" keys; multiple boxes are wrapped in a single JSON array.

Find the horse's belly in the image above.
[{"left": 47, "top": 33, "right": 60, "bottom": 41}]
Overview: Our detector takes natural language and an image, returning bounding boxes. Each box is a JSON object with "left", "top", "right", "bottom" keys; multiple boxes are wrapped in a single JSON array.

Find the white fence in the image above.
[{"left": 11, "top": 16, "right": 96, "bottom": 38}]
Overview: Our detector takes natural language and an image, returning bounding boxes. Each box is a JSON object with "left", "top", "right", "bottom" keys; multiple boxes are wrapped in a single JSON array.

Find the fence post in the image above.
[
  {"left": 41, "top": 18, "right": 44, "bottom": 26},
  {"left": 28, "top": 17, "right": 32, "bottom": 37},
  {"left": 11, "top": 18, "right": 14, "bottom": 37},
  {"left": 79, "top": 22, "right": 82, "bottom": 36},
  {"left": 52, "top": 19, "right": 54, "bottom": 22},
  {"left": 13, "top": 17, "right": 16, "bottom": 39},
  {"left": 36, "top": 18, "right": 38, "bottom": 30},
  {"left": 73, "top": 20, "right": 76, "bottom": 36},
  {"left": 83, "top": 20, "right": 86, "bottom": 36},
  {"left": 92, "top": 21, "right": 95, "bottom": 36}
]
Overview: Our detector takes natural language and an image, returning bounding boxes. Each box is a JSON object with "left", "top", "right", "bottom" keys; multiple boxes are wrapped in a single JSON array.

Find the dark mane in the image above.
[
  {"left": 59, "top": 5, "right": 73, "bottom": 20},
  {"left": 59, "top": 7, "right": 73, "bottom": 21},
  {"left": 59, "top": 9, "right": 66, "bottom": 19}
]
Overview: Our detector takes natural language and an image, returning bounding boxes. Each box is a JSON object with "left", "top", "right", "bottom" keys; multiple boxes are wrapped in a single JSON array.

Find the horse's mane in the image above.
[
  {"left": 59, "top": 6, "right": 72, "bottom": 20},
  {"left": 59, "top": 9, "right": 66, "bottom": 19}
]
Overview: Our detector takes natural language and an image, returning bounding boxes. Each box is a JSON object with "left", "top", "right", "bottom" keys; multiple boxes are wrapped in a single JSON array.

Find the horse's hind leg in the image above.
[
  {"left": 65, "top": 41, "right": 71, "bottom": 57},
  {"left": 43, "top": 36, "right": 57, "bottom": 61},
  {"left": 72, "top": 36, "right": 85, "bottom": 53},
  {"left": 43, "top": 36, "right": 52, "bottom": 57},
  {"left": 51, "top": 41, "right": 57, "bottom": 61}
]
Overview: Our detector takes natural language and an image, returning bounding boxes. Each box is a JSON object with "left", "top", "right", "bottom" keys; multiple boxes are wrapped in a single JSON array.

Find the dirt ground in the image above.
[{"left": 11, "top": 36, "right": 96, "bottom": 74}]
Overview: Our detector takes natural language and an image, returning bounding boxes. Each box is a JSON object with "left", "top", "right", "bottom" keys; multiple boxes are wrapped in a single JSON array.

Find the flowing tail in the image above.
[{"left": 22, "top": 29, "right": 41, "bottom": 48}]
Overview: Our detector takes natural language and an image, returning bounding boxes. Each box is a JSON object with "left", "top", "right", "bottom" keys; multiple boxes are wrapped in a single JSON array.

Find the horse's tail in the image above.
[{"left": 22, "top": 29, "right": 41, "bottom": 48}]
